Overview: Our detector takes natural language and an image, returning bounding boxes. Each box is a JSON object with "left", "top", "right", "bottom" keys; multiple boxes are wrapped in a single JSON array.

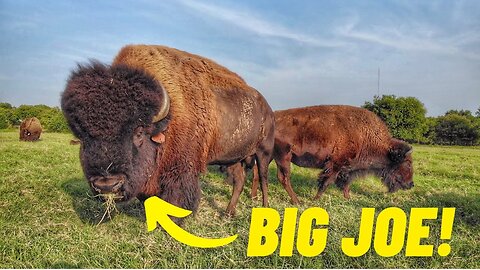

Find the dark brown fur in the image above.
[
  {"left": 252, "top": 105, "right": 413, "bottom": 203},
  {"left": 19, "top": 117, "right": 42, "bottom": 141},
  {"left": 62, "top": 45, "right": 274, "bottom": 220},
  {"left": 70, "top": 139, "right": 81, "bottom": 145}
]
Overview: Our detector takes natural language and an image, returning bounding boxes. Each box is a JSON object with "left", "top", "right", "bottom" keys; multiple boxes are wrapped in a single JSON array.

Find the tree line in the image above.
[
  {"left": 0, "top": 103, "right": 69, "bottom": 132},
  {"left": 363, "top": 95, "right": 480, "bottom": 146},
  {"left": 1, "top": 97, "right": 479, "bottom": 145}
]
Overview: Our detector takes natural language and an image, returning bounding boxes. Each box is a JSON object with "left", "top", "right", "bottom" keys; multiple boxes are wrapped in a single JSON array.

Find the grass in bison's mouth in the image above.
[{"left": 96, "top": 193, "right": 124, "bottom": 225}]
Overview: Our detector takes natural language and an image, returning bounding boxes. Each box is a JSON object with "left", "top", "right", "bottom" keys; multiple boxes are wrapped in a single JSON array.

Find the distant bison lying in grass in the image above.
[
  {"left": 251, "top": 105, "right": 414, "bottom": 203},
  {"left": 19, "top": 117, "right": 42, "bottom": 141},
  {"left": 61, "top": 45, "right": 274, "bottom": 219}
]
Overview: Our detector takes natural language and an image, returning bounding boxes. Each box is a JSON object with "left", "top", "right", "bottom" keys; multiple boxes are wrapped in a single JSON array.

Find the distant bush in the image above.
[
  {"left": 422, "top": 117, "right": 438, "bottom": 145},
  {"left": 0, "top": 107, "right": 12, "bottom": 129},
  {"left": 363, "top": 95, "right": 429, "bottom": 143},
  {"left": 0, "top": 102, "right": 13, "bottom": 110},
  {"left": 14, "top": 104, "right": 52, "bottom": 122},
  {"left": 0, "top": 103, "right": 70, "bottom": 132},
  {"left": 363, "top": 96, "right": 480, "bottom": 146},
  {"left": 41, "top": 108, "right": 70, "bottom": 132},
  {"left": 434, "top": 111, "right": 479, "bottom": 146},
  {"left": 0, "top": 105, "right": 18, "bottom": 127}
]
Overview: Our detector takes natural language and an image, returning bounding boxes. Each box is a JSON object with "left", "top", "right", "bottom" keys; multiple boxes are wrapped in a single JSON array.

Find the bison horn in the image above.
[{"left": 152, "top": 86, "right": 170, "bottom": 123}]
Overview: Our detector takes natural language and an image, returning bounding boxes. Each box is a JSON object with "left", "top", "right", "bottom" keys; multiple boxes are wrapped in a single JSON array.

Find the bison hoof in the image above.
[
  {"left": 171, "top": 216, "right": 184, "bottom": 226},
  {"left": 225, "top": 209, "right": 236, "bottom": 218},
  {"left": 291, "top": 198, "right": 301, "bottom": 205}
]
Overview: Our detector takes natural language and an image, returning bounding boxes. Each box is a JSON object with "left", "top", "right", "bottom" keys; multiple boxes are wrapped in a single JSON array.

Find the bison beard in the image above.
[{"left": 61, "top": 45, "right": 274, "bottom": 222}]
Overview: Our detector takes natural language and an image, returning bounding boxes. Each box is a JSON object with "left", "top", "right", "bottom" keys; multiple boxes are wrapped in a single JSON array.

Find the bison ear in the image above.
[
  {"left": 151, "top": 132, "right": 165, "bottom": 144},
  {"left": 388, "top": 139, "right": 412, "bottom": 164}
]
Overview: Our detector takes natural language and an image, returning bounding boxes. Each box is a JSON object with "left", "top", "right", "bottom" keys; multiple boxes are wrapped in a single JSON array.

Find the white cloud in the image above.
[
  {"left": 336, "top": 17, "right": 480, "bottom": 61},
  {"left": 177, "top": 0, "right": 344, "bottom": 48}
]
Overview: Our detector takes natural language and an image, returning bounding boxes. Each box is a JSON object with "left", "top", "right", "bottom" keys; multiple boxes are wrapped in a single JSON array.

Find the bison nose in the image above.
[
  {"left": 409, "top": 182, "right": 415, "bottom": 188},
  {"left": 90, "top": 174, "right": 126, "bottom": 193}
]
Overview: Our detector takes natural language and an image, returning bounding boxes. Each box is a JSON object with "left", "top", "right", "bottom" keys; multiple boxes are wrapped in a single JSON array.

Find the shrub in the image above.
[
  {"left": 42, "top": 108, "right": 70, "bottom": 132},
  {"left": 363, "top": 95, "right": 428, "bottom": 143},
  {"left": 0, "top": 108, "right": 12, "bottom": 129},
  {"left": 435, "top": 112, "right": 479, "bottom": 146},
  {"left": 8, "top": 104, "right": 70, "bottom": 133},
  {"left": 0, "top": 102, "right": 13, "bottom": 110}
]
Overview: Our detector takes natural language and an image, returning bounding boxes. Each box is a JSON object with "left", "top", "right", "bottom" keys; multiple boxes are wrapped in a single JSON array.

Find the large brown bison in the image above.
[
  {"left": 61, "top": 45, "right": 274, "bottom": 219},
  {"left": 19, "top": 117, "right": 42, "bottom": 141},
  {"left": 252, "top": 105, "right": 413, "bottom": 203}
]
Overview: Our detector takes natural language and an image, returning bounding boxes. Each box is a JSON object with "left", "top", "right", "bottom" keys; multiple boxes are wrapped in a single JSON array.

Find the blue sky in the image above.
[{"left": 0, "top": 0, "right": 479, "bottom": 116}]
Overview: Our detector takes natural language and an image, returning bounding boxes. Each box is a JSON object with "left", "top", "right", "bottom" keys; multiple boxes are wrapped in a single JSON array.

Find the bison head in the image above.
[
  {"left": 382, "top": 139, "right": 414, "bottom": 192},
  {"left": 61, "top": 61, "right": 170, "bottom": 202}
]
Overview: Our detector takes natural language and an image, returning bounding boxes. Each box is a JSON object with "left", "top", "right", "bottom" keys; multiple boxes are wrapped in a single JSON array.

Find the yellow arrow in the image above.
[{"left": 144, "top": 196, "right": 238, "bottom": 248}]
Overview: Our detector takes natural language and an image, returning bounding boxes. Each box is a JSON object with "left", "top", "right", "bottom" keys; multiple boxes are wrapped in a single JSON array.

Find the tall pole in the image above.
[{"left": 377, "top": 67, "right": 380, "bottom": 97}]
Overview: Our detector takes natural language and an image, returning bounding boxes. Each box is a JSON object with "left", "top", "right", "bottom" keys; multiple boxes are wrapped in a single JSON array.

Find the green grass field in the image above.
[{"left": 1, "top": 131, "right": 479, "bottom": 268}]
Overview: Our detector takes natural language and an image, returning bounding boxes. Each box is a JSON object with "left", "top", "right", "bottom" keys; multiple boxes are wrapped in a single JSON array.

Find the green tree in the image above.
[
  {"left": 14, "top": 104, "right": 51, "bottom": 121},
  {"left": 0, "top": 108, "right": 12, "bottom": 129},
  {"left": 435, "top": 113, "right": 479, "bottom": 145},
  {"left": 41, "top": 107, "right": 70, "bottom": 132},
  {"left": 422, "top": 117, "right": 438, "bottom": 144},
  {"left": 445, "top": 110, "right": 476, "bottom": 121},
  {"left": 0, "top": 106, "right": 18, "bottom": 128},
  {"left": 0, "top": 103, "right": 18, "bottom": 128},
  {"left": 0, "top": 102, "right": 13, "bottom": 109},
  {"left": 10, "top": 104, "right": 70, "bottom": 132},
  {"left": 363, "top": 95, "right": 428, "bottom": 143}
]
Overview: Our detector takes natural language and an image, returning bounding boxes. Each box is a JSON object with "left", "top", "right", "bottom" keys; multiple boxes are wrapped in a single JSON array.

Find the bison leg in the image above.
[
  {"left": 343, "top": 185, "right": 351, "bottom": 199},
  {"left": 275, "top": 153, "right": 300, "bottom": 204},
  {"left": 255, "top": 154, "right": 272, "bottom": 208},
  {"left": 242, "top": 156, "right": 259, "bottom": 200},
  {"left": 250, "top": 164, "right": 259, "bottom": 199},
  {"left": 314, "top": 166, "right": 338, "bottom": 199},
  {"left": 158, "top": 171, "right": 201, "bottom": 225},
  {"left": 335, "top": 170, "right": 352, "bottom": 199},
  {"left": 221, "top": 165, "right": 234, "bottom": 185},
  {"left": 225, "top": 162, "right": 246, "bottom": 217}
]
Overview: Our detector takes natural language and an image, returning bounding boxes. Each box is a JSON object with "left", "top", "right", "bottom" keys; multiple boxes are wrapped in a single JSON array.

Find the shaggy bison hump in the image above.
[{"left": 19, "top": 117, "right": 42, "bottom": 141}]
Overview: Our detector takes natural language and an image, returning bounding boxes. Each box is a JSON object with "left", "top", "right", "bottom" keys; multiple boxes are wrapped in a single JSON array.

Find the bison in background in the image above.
[
  {"left": 61, "top": 45, "right": 274, "bottom": 220},
  {"left": 252, "top": 105, "right": 414, "bottom": 203},
  {"left": 19, "top": 117, "right": 42, "bottom": 141}
]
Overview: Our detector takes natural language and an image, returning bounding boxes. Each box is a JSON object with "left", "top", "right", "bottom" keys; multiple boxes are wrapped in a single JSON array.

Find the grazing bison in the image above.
[
  {"left": 252, "top": 105, "right": 413, "bottom": 203},
  {"left": 61, "top": 45, "right": 274, "bottom": 219},
  {"left": 19, "top": 117, "right": 42, "bottom": 141}
]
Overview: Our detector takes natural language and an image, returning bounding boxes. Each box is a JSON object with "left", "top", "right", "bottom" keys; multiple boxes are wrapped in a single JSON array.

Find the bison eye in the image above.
[{"left": 133, "top": 127, "right": 145, "bottom": 147}]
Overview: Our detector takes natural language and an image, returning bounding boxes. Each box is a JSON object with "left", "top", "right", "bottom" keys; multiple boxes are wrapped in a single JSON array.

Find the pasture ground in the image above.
[{"left": 0, "top": 131, "right": 479, "bottom": 268}]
